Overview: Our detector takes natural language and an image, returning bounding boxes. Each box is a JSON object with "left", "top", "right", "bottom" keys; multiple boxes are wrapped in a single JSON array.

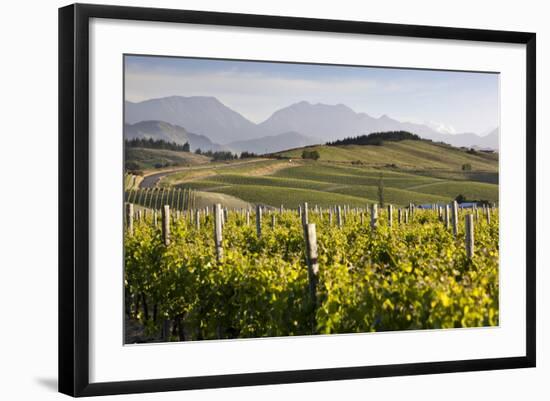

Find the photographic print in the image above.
[{"left": 123, "top": 55, "right": 499, "bottom": 344}]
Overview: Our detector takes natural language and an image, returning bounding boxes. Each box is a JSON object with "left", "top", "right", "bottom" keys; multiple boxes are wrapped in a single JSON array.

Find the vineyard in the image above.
[
  {"left": 124, "top": 187, "right": 198, "bottom": 211},
  {"left": 124, "top": 200, "right": 499, "bottom": 343}
]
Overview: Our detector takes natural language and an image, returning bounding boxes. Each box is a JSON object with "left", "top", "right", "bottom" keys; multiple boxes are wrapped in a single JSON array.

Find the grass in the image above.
[
  {"left": 271, "top": 163, "right": 438, "bottom": 189},
  {"left": 403, "top": 181, "right": 499, "bottom": 202},
  {"left": 278, "top": 140, "right": 498, "bottom": 171},
  {"left": 126, "top": 147, "right": 211, "bottom": 170},
  {"left": 192, "top": 174, "right": 335, "bottom": 192},
  {"left": 177, "top": 183, "right": 377, "bottom": 208},
  {"left": 194, "top": 191, "right": 252, "bottom": 209},
  {"left": 327, "top": 185, "right": 450, "bottom": 205},
  {"left": 409, "top": 170, "right": 499, "bottom": 185},
  {"left": 159, "top": 159, "right": 288, "bottom": 186},
  {"left": 137, "top": 140, "right": 498, "bottom": 208},
  {"left": 124, "top": 173, "right": 142, "bottom": 190}
]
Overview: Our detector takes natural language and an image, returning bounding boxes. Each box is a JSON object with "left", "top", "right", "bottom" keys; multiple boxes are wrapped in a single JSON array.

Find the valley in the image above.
[{"left": 128, "top": 138, "right": 498, "bottom": 209}]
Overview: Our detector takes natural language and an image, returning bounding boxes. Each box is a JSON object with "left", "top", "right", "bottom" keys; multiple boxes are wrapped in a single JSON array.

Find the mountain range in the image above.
[
  {"left": 124, "top": 96, "right": 499, "bottom": 153},
  {"left": 227, "top": 131, "right": 319, "bottom": 154},
  {"left": 124, "top": 120, "right": 226, "bottom": 152}
]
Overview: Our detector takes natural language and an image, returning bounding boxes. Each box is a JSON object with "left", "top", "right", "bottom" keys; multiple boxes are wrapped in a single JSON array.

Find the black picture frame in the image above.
[{"left": 59, "top": 3, "right": 536, "bottom": 397}]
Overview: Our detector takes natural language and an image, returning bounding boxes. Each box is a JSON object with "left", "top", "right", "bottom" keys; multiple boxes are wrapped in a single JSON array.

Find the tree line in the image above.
[
  {"left": 125, "top": 138, "right": 190, "bottom": 152},
  {"left": 326, "top": 131, "right": 421, "bottom": 146},
  {"left": 195, "top": 149, "right": 259, "bottom": 161}
]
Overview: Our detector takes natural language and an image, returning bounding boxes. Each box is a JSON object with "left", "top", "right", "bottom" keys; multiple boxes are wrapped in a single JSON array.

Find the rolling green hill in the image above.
[
  {"left": 125, "top": 147, "right": 211, "bottom": 170},
  {"left": 133, "top": 139, "right": 499, "bottom": 208},
  {"left": 277, "top": 140, "right": 498, "bottom": 171}
]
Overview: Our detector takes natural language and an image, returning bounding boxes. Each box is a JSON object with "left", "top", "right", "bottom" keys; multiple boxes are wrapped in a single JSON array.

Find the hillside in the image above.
[
  {"left": 124, "top": 135, "right": 500, "bottom": 208},
  {"left": 125, "top": 96, "right": 262, "bottom": 144},
  {"left": 259, "top": 101, "right": 499, "bottom": 149},
  {"left": 161, "top": 139, "right": 499, "bottom": 208},
  {"left": 124, "top": 120, "right": 225, "bottom": 152},
  {"left": 277, "top": 140, "right": 498, "bottom": 172},
  {"left": 227, "top": 131, "right": 321, "bottom": 154},
  {"left": 125, "top": 147, "right": 211, "bottom": 170}
]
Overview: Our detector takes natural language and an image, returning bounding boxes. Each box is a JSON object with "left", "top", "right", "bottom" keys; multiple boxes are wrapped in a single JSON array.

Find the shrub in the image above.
[{"left": 302, "top": 150, "right": 320, "bottom": 160}]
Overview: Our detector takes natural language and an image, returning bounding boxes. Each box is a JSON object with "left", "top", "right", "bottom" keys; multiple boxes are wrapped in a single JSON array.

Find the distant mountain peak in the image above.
[
  {"left": 125, "top": 95, "right": 498, "bottom": 151},
  {"left": 125, "top": 96, "right": 261, "bottom": 144},
  {"left": 227, "top": 131, "right": 320, "bottom": 155},
  {"left": 124, "top": 120, "right": 225, "bottom": 152}
]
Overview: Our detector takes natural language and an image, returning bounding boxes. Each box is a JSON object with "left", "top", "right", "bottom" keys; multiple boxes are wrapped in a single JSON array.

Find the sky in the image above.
[{"left": 124, "top": 55, "right": 499, "bottom": 135}]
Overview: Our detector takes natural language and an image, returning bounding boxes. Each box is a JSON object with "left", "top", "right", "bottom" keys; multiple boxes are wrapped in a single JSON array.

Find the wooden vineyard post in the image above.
[
  {"left": 143, "top": 188, "right": 151, "bottom": 209},
  {"left": 475, "top": 206, "right": 479, "bottom": 222},
  {"left": 360, "top": 212, "right": 364, "bottom": 225},
  {"left": 126, "top": 203, "right": 134, "bottom": 236},
  {"left": 162, "top": 205, "right": 170, "bottom": 246},
  {"left": 214, "top": 204, "right": 223, "bottom": 262},
  {"left": 304, "top": 223, "right": 319, "bottom": 312},
  {"left": 246, "top": 208, "right": 250, "bottom": 226},
  {"left": 160, "top": 188, "right": 166, "bottom": 211},
  {"left": 153, "top": 209, "right": 158, "bottom": 227},
  {"left": 370, "top": 204, "right": 378, "bottom": 230},
  {"left": 387, "top": 204, "right": 393, "bottom": 229},
  {"left": 271, "top": 214, "right": 276, "bottom": 229},
  {"left": 219, "top": 207, "right": 225, "bottom": 227},
  {"left": 336, "top": 205, "right": 342, "bottom": 228},
  {"left": 445, "top": 204, "right": 450, "bottom": 230},
  {"left": 195, "top": 209, "right": 201, "bottom": 231},
  {"left": 256, "top": 205, "right": 262, "bottom": 238},
  {"left": 404, "top": 209, "right": 409, "bottom": 224},
  {"left": 328, "top": 208, "right": 333, "bottom": 225},
  {"left": 136, "top": 189, "right": 145, "bottom": 207},
  {"left": 465, "top": 214, "right": 474, "bottom": 259},
  {"left": 223, "top": 208, "right": 228, "bottom": 225},
  {"left": 280, "top": 204, "right": 284, "bottom": 214},
  {"left": 302, "top": 202, "right": 309, "bottom": 226},
  {"left": 175, "top": 188, "right": 181, "bottom": 211},
  {"left": 398, "top": 208, "right": 402, "bottom": 225},
  {"left": 452, "top": 201, "right": 459, "bottom": 237},
  {"left": 486, "top": 206, "right": 491, "bottom": 225},
  {"left": 298, "top": 205, "right": 302, "bottom": 220}
]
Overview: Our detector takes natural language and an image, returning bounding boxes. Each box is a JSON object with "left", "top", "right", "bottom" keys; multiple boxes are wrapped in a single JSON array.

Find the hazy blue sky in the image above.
[{"left": 125, "top": 55, "right": 499, "bottom": 135}]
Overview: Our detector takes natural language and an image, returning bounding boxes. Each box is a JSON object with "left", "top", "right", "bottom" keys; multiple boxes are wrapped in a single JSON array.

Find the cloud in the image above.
[
  {"left": 124, "top": 70, "right": 382, "bottom": 122},
  {"left": 123, "top": 61, "right": 499, "bottom": 133}
]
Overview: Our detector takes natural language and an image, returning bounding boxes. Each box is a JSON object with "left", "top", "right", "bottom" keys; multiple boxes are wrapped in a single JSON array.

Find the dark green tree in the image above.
[{"left": 302, "top": 150, "right": 320, "bottom": 160}]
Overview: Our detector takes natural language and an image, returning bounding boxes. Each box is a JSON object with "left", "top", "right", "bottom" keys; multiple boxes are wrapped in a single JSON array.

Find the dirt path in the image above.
[{"left": 139, "top": 159, "right": 278, "bottom": 188}]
